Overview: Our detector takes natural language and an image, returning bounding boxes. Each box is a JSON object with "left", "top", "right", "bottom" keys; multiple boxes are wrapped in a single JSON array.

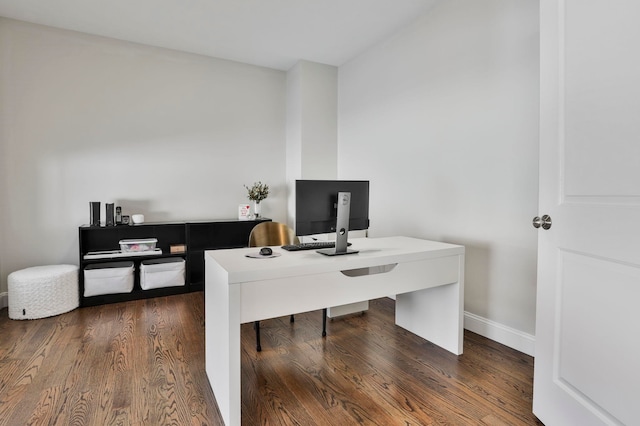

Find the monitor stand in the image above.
[{"left": 317, "top": 191, "right": 359, "bottom": 256}]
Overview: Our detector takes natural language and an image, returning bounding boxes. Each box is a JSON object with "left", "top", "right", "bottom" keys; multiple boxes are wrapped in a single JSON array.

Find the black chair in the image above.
[{"left": 248, "top": 222, "right": 327, "bottom": 351}]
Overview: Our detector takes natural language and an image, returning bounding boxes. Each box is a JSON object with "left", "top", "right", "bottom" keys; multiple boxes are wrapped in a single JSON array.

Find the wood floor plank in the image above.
[
  {"left": 1, "top": 292, "right": 543, "bottom": 425},
  {"left": 27, "top": 385, "right": 63, "bottom": 426}
]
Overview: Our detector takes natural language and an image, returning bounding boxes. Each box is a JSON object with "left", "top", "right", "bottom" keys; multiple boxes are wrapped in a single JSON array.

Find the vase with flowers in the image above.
[{"left": 244, "top": 181, "right": 269, "bottom": 218}]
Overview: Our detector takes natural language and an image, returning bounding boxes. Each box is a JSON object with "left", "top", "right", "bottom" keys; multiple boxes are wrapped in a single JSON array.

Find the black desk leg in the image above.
[
  {"left": 255, "top": 321, "right": 262, "bottom": 352},
  {"left": 322, "top": 308, "right": 327, "bottom": 337}
]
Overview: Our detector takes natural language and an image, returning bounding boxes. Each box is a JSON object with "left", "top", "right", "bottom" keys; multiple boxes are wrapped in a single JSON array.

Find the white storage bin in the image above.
[
  {"left": 119, "top": 238, "right": 157, "bottom": 253},
  {"left": 140, "top": 258, "right": 185, "bottom": 290},
  {"left": 84, "top": 261, "right": 134, "bottom": 297}
]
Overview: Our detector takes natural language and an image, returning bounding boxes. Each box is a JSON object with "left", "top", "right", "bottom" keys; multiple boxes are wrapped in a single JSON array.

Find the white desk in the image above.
[{"left": 205, "top": 236, "right": 465, "bottom": 426}]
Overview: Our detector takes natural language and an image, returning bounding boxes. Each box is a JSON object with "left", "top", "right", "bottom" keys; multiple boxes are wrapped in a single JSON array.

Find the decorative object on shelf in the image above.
[
  {"left": 244, "top": 181, "right": 269, "bottom": 218},
  {"left": 170, "top": 244, "right": 186, "bottom": 254},
  {"left": 131, "top": 214, "right": 145, "bottom": 224},
  {"left": 106, "top": 203, "right": 115, "bottom": 226},
  {"left": 238, "top": 204, "right": 251, "bottom": 221},
  {"left": 90, "top": 202, "right": 100, "bottom": 226}
]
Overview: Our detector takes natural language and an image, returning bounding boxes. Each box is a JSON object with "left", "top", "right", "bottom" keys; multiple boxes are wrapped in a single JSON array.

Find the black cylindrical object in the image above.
[
  {"left": 105, "top": 203, "right": 115, "bottom": 226},
  {"left": 90, "top": 202, "right": 100, "bottom": 226}
]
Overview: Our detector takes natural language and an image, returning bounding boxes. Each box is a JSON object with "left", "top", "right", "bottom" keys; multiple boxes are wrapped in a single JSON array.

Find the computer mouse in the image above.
[{"left": 259, "top": 247, "right": 273, "bottom": 256}]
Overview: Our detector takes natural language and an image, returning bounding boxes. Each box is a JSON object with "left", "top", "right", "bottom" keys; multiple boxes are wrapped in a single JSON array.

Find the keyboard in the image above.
[{"left": 281, "top": 241, "right": 351, "bottom": 251}]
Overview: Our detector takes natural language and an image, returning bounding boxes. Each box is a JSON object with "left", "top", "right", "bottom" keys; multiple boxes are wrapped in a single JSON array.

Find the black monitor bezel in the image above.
[{"left": 295, "top": 180, "right": 370, "bottom": 236}]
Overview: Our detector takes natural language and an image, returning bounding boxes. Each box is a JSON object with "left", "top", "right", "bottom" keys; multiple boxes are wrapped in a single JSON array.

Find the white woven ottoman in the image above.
[{"left": 8, "top": 264, "right": 79, "bottom": 320}]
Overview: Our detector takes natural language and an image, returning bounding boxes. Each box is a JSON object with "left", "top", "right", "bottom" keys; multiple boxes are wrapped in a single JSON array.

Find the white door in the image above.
[{"left": 533, "top": 1, "right": 640, "bottom": 425}]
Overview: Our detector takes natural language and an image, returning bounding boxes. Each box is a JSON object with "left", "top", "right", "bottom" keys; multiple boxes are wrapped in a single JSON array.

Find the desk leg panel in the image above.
[
  {"left": 205, "top": 256, "right": 241, "bottom": 426},
  {"left": 396, "top": 254, "right": 464, "bottom": 355}
]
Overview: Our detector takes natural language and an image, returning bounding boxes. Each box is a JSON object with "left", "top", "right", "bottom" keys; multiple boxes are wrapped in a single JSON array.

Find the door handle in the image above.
[{"left": 532, "top": 215, "right": 552, "bottom": 230}]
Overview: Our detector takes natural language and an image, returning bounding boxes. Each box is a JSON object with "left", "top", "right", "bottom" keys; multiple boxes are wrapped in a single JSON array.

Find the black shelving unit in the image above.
[{"left": 78, "top": 218, "right": 268, "bottom": 307}]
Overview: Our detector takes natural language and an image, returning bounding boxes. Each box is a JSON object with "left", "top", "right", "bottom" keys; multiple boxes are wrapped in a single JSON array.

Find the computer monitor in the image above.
[{"left": 295, "top": 180, "right": 370, "bottom": 255}]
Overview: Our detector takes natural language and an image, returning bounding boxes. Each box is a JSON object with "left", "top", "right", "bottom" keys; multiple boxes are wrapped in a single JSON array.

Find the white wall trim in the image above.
[
  {"left": 0, "top": 292, "right": 7, "bottom": 311},
  {"left": 464, "top": 311, "right": 535, "bottom": 357}
]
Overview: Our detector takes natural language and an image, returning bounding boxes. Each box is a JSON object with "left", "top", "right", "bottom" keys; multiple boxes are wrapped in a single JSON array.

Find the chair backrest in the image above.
[{"left": 248, "top": 222, "right": 300, "bottom": 247}]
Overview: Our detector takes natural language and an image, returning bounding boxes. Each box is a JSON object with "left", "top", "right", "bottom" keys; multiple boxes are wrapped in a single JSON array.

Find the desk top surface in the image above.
[{"left": 206, "top": 236, "right": 464, "bottom": 284}]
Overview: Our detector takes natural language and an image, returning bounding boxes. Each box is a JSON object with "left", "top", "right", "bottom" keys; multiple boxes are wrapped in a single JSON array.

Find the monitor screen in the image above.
[{"left": 295, "top": 180, "right": 370, "bottom": 236}]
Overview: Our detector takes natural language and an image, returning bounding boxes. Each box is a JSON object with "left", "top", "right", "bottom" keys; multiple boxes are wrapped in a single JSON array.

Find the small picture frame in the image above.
[{"left": 238, "top": 204, "right": 251, "bottom": 221}]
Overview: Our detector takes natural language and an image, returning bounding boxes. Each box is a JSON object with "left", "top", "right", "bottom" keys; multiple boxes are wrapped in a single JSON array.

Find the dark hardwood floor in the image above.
[{"left": 0, "top": 292, "right": 543, "bottom": 425}]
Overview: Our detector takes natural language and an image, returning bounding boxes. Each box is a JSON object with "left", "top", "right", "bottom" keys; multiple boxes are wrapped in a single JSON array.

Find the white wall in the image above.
[
  {"left": 1, "top": 4, "right": 540, "bottom": 354},
  {"left": 338, "top": 0, "right": 539, "bottom": 344},
  {"left": 285, "top": 60, "right": 338, "bottom": 229},
  {"left": 0, "top": 18, "right": 287, "bottom": 294}
]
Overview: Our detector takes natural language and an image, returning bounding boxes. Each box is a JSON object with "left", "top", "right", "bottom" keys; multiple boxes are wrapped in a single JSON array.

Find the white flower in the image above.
[{"left": 244, "top": 182, "right": 269, "bottom": 202}]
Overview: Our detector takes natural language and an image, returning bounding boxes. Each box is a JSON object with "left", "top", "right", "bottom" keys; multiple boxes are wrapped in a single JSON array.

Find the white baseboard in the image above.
[
  {"left": 464, "top": 311, "right": 535, "bottom": 357},
  {"left": 0, "top": 292, "right": 7, "bottom": 311}
]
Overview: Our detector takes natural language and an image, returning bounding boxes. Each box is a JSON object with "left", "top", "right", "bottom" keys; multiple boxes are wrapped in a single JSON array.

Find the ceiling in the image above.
[{"left": 0, "top": 0, "right": 437, "bottom": 70}]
